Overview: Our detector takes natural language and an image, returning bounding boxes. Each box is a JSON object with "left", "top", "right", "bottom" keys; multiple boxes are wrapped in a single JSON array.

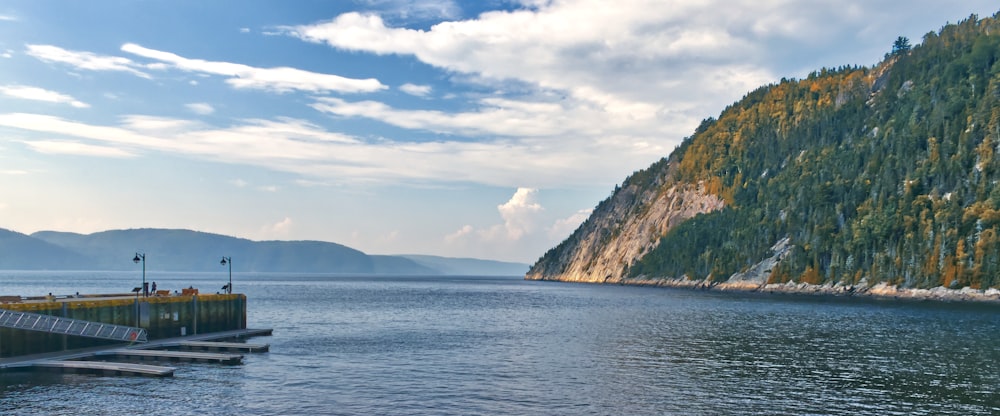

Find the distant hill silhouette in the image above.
[
  {"left": 0, "top": 228, "right": 526, "bottom": 275},
  {"left": 0, "top": 229, "right": 96, "bottom": 270},
  {"left": 399, "top": 255, "right": 528, "bottom": 276}
]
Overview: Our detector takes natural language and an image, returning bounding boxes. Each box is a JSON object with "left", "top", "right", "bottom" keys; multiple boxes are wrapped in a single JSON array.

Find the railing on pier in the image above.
[{"left": 0, "top": 309, "right": 147, "bottom": 343}]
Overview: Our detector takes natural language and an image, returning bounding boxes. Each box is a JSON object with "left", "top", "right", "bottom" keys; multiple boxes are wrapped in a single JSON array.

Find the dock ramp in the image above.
[{"left": 0, "top": 309, "right": 147, "bottom": 343}]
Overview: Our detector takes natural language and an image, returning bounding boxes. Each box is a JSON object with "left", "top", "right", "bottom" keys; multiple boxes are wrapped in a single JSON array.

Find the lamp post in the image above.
[
  {"left": 220, "top": 256, "right": 232, "bottom": 294},
  {"left": 133, "top": 252, "right": 146, "bottom": 297}
]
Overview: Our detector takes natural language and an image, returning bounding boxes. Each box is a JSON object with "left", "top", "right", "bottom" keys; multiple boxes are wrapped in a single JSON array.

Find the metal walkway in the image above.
[{"left": 0, "top": 309, "right": 147, "bottom": 343}]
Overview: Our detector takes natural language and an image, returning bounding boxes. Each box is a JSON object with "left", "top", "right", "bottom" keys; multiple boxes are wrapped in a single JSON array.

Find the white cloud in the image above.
[
  {"left": 20, "top": 140, "right": 135, "bottom": 158},
  {"left": 240, "top": 27, "right": 250, "bottom": 33},
  {"left": 259, "top": 185, "right": 279, "bottom": 192},
  {"left": 0, "top": 85, "right": 89, "bottom": 108},
  {"left": 310, "top": 95, "right": 684, "bottom": 142},
  {"left": 26, "top": 44, "right": 153, "bottom": 79},
  {"left": 367, "top": 0, "right": 461, "bottom": 21},
  {"left": 1, "top": 170, "right": 29, "bottom": 175},
  {"left": 497, "top": 187, "right": 543, "bottom": 240},
  {"left": 263, "top": 217, "right": 294, "bottom": 236},
  {"left": 283, "top": 6, "right": 774, "bottom": 125},
  {"left": 0, "top": 14, "right": 16, "bottom": 21},
  {"left": 445, "top": 224, "right": 473, "bottom": 243},
  {"left": 286, "top": 0, "right": 968, "bottom": 158},
  {"left": 121, "top": 43, "right": 388, "bottom": 94},
  {"left": 443, "top": 188, "right": 546, "bottom": 248},
  {"left": 548, "top": 208, "right": 591, "bottom": 239},
  {"left": 0, "top": 112, "right": 657, "bottom": 188},
  {"left": 382, "top": 230, "right": 400, "bottom": 243},
  {"left": 1, "top": 49, "right": 12, "bottom": 58},
  {"left": 186, "top": 102, "right": 215, "bottom": 115},
  {"left": 399, "top": 83, "right": 432, "bottom": 97},
  {"left": 230, "top": 179, "right": 248, "bottom": 188}
]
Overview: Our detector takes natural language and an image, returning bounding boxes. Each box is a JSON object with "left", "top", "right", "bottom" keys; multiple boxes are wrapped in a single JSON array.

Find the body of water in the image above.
[{"left": 0, "top": 271, "right": 997, "bottom": 415}]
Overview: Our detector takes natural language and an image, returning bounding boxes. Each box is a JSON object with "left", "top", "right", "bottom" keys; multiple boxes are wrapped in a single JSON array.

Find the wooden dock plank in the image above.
[
  {"left": 169, "top": 341, "right": 270, "bottom": 353},
  {"left": 97, "top": 349, "right": 244, "bottom": 364},
  {"left": 32, "top": 360, "right": 175, "bottom": 377}
]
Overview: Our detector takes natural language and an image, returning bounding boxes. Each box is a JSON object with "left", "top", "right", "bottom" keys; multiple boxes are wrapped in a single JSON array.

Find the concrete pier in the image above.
[{"left": 0, "top": 292, "right": 247, "bottom": 358}]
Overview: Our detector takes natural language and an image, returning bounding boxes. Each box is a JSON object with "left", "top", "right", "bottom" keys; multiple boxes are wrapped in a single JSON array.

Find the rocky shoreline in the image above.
[{"left": 618, "top": 277, "right": 1000, "bottom": 304}]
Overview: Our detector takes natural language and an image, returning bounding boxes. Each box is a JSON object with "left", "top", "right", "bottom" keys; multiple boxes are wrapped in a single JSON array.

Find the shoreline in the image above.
[
  {"left": 629, "top": 278, "right": 1000, "bottom": 303},
  {"left": 531, "top": 275, "right": 1000, "bottom": 304}
]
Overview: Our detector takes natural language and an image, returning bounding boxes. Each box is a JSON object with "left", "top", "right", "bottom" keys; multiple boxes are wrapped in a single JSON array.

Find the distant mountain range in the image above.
[{"left": 0, "top": 228, "right": 528, "bottom": 276}]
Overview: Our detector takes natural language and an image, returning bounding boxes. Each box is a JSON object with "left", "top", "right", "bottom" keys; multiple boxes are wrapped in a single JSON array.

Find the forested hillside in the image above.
[{"left": 529, "top": 13, "right": 1000, "bottom": 291}]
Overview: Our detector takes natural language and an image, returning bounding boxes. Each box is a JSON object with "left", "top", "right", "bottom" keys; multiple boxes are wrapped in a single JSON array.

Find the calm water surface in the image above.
[{"left": 0, "top": 271, "right": 997, "bottom": 415}]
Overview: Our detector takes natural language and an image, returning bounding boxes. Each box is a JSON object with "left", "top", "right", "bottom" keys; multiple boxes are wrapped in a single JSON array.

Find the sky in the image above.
[{"left": 0, "top": 1, "right": 997, "bottom": 263}]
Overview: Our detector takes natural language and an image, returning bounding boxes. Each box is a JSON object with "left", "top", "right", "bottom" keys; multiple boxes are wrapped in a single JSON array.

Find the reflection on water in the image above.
[{"left": 0, "top": 272, "right": 997, "bottom": 415}]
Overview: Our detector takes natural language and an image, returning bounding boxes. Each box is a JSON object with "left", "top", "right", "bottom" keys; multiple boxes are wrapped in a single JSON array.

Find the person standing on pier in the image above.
[{"left": 151, "top": 281, "right": 157, "bottom": 296}]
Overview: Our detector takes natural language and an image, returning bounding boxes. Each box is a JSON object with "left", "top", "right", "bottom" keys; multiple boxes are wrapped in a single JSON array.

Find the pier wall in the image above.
[{"left": 0, "top": 294, "right": 246, "bottom": 358}]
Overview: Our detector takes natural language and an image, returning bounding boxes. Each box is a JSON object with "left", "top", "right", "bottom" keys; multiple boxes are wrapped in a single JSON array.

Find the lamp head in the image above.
[
  {"left": 133, "top": 254, "right": 141, "bottom": 264},
  {"left": 220, "top": 257, "right": 228, "bottom": 266}
]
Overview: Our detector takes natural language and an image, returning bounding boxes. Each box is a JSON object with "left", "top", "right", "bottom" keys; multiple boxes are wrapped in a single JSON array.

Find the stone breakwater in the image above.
[{"left": 620, "top": 277, "right": 1000, "bottom": 303}]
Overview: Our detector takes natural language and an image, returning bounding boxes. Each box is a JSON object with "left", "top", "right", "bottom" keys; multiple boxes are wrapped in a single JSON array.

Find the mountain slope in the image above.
[
  {"left": 399, "top": 255, "right": 529, "bottom": 276},
  {"left": 22, "top": 228, "right": 520, "bottom": 274},
  {"left": 0, "top": 229, "right": 96, "bottom": 270},
  {"left": 529, "top": 13, "right": 1000, "bottom": 292}
]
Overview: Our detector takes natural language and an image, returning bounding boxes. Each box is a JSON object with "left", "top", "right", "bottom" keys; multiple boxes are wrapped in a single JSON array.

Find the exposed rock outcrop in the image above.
[
  {"left": 526, "top": 176, "right": 724, "bottom": 283},
  {"left": 527, "top": 14, "right": 1000, "bottom": 300}
]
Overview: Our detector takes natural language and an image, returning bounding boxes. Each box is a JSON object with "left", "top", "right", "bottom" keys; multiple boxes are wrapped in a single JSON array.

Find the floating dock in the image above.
[
  {"left": 167, "top": 340, "right": 269, "bottom": 353},
  {"left": 31, "top": 359, "right": 176, "bottom": 377},
  {"left": 94, "top": 349, "right": 244, "bottom": 365},
  {"left": 0, "top": 328, "right": 271, "bottom": 377}
]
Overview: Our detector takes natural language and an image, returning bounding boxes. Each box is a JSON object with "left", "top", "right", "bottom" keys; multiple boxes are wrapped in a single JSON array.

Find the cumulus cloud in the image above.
[
  {"left": 121, "top": 43, "right": 388, "bottom": 94},
  {"left": 497, "top": 187, "right": 543, "bottom": 240},
  {"left": 263, "top": 217, "right": 294, "bottom": 236},
  {"left": 445, "top": 224, "right": 474, "bottom": 243},
  {"left": 443, "top": 188, "right": 545, "bottom": 247},
  {"left": 548, "top": 208, "right": 591, "bottom": 239},
  {"left": 283, "top": 4, "right": 777, "bottom": 127},
  {"left": 284, "top": 0, "right": 969, "bottom": 154},
  {"left": 186, "top": 102, "right": 215, "bottom": 115},
  {"left": 0, "top": 85, "right": 89, "bottom": 108}
]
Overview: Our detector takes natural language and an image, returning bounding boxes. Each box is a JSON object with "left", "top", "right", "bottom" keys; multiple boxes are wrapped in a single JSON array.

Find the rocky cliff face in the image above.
[
  {"left": 529, "top": 14, "right": 1000, "bottom": 295},
  {"left": 526, "top": 172, "right": 724, "bottom": 283}
]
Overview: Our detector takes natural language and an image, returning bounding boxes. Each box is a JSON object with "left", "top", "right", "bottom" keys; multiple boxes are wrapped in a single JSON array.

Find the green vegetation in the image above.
[{"left": 621, "top": 13, "right": 1000, "bottom": 289}]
